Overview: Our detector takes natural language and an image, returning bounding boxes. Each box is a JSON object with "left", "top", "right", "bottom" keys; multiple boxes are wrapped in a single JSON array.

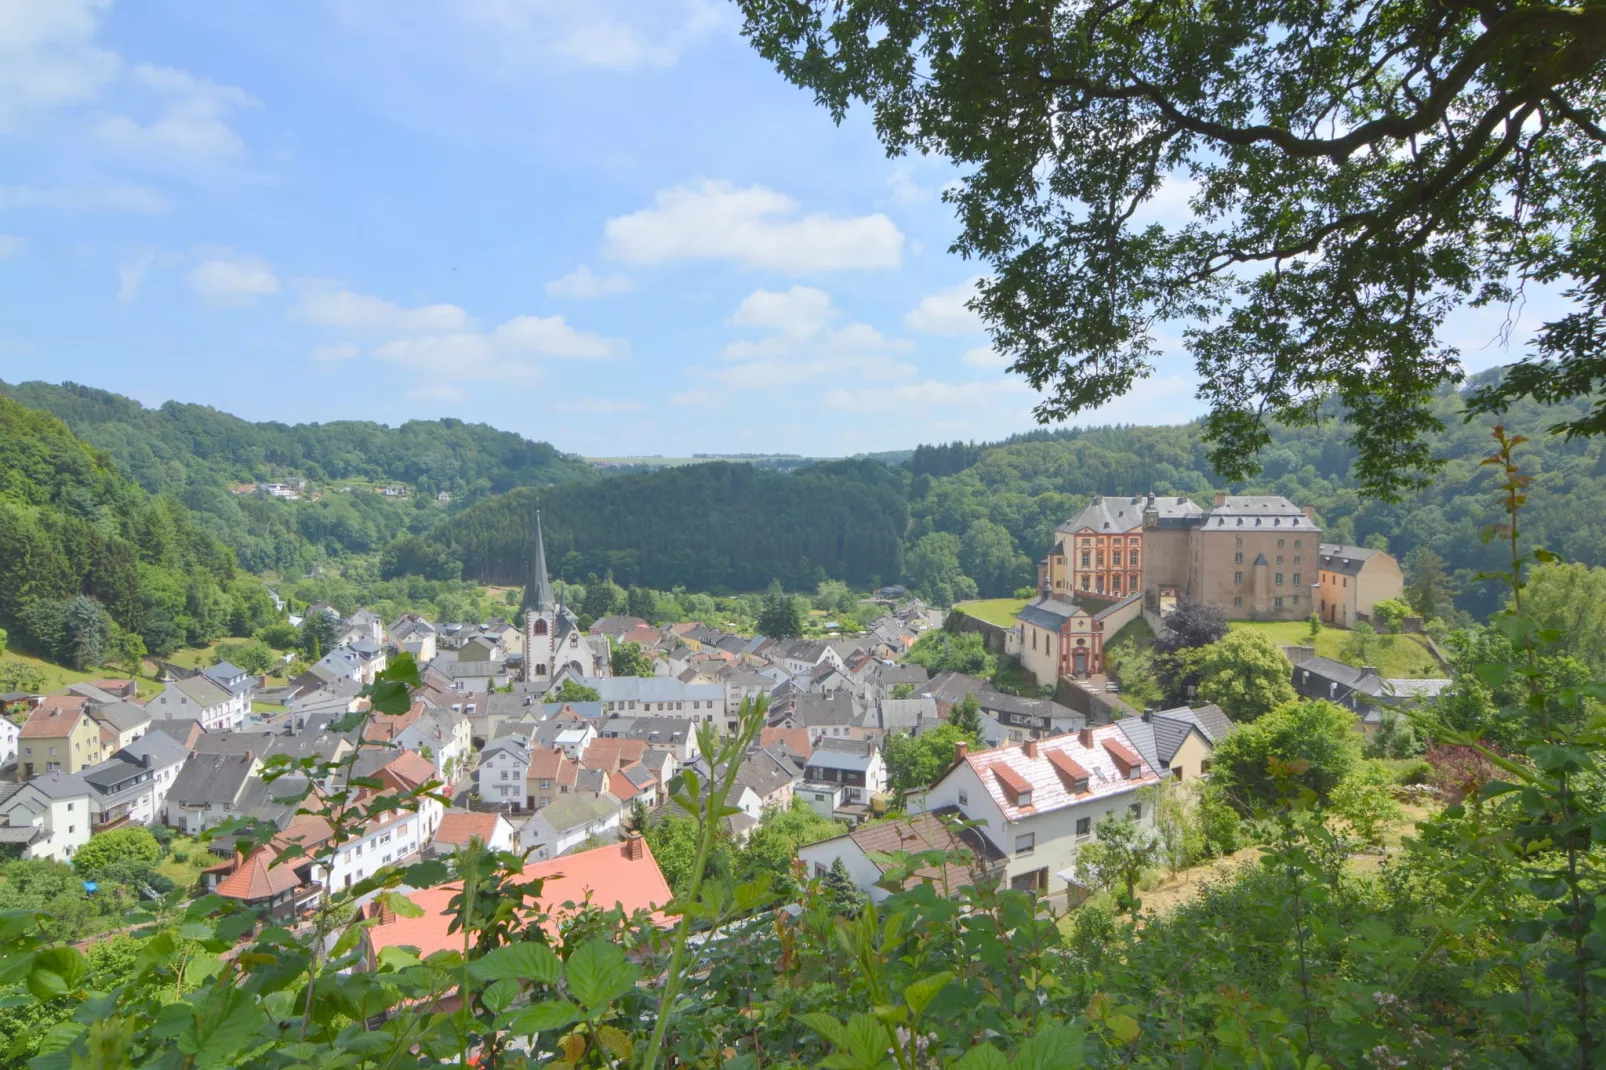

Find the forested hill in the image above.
[
  {"left": 429, "top": 370, "right": 1605, "bottom": 618},
  {"left": 0, "top": 381, "right": 596, "bottom": 497},
  {"left": 0, "top": 398, "right": 270, "bottom": 662},
  {"left": 434, "top": 460, "right": 910, "bottom": 591}
]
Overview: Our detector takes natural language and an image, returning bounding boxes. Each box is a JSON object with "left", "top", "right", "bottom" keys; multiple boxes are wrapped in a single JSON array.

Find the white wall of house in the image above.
[
  {"left": 316, "top": 813, "right": 426, "bottom": 893},
  {"left": 147, "top": 683, "right": 239, "bottom": 732},
  {"left": 517, "top": 807, "right": 621, "bottom": 861},
  {"left": 0, "top": 718, "right": 18, "bottom": 765},
  {"left": 0, "top": 790, "right": 94, "bottom": 863},
  {"left": 796, "top": 836, "right": 892, "bottom": 903},
  {"left": 477, "top": 747, "right": 529, "bottom": 810}
]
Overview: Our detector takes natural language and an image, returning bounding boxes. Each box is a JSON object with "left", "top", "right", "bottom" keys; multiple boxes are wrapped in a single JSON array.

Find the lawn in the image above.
[
  {"left": 1228, "top": 620, "right": 1445, "bottom": 678},
  {"left": 157, "top": 835, "right": 220, "bottom": 891},
  {"left": 955, "top": 597, "right": 1029, "bottom": 627},
  {"left": 0, "top": 650, "right": 162, "bottom": 699}
]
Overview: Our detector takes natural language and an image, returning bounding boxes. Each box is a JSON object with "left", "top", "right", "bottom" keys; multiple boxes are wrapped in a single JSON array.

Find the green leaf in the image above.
[
  {"left": 468, "top": 940, "right": 563, "bottom": 985},
  {"left": 26, "top": 948, "right": 86, "bottom": 1001},
  {"left": 481, "top": 978, "right": 520, "bottom": 1014},
  {"left": 507, "top": 999, "right": 580, "bottom": 1035},
  {"left": 845, "top": 1013, "right": 887, "bottom": 1064},
  {"left": 369, "top": 679, "right": 413, "bottom": 715},
  {"left": 564, "top": 937, "right": 639, "bottom": 1010},
  {"left": 1472, "top": 662, "right": 1510, "bottom": 688},
  {"left": 1013, "top": 1025, "right": 1085, "bottom": 1070},
  {"left": 1106, "top": 1014, "right": 1140, "bottom": 1043},
  {"left": 178, "top": 988, "right": 267, "bottom": 1069},
  {"left": 949, "top": 1044, "right": 1009, "bottom": 1070},
  {"left": 799, "top": 1012, "right": 851, "bottom": 1051},
  {"left": 903, "top": 971, "right": 952, "bottom": 1018}
]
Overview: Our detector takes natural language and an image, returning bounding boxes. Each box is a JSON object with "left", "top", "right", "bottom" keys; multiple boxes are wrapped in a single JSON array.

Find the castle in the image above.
[
  {"left": 522, "top": 513, "right": 607, "bottom": 682},
  {"left": 1015, "top": 493, "right": 1403, "bottom": 687}
]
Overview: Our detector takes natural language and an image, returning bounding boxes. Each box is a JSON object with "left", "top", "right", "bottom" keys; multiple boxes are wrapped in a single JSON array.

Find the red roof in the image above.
[
  {"left": 367, "top": 704, "right": 425, "bottom": 743},
  {"left": 216, "top": 848, "right": 302, "bottom": 901},
  {"left": 958, "top": 726, "right": 1159, "bottom": 821},
  {"left": 434, "top": 811, "right": 507, "bottom": 848},
  {"left": 368, "top": 838, "right": 672, "bottom": 959},
  {"left": 582, "top": 738, "right": 647, "bottom": 771},
  {"left": 376, "top": 749, "right": 438, "bottom": 792},
  {"left": 20, "top": 703, "right": 87, "bottom": 738},
  {"left": 1101, "top": 738, "right": 1143, "bottom": 774},
  {"left": 760, "top": 728, "right": 813, "bottom": 760},
  {"left": 527, "top": 746, "right": 571, "bottom": 780}
]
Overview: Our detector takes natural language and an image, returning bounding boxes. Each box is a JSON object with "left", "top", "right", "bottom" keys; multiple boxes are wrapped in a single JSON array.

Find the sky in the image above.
[{"left": 0, "top": 1, "right": 1564, "bottom": 458}]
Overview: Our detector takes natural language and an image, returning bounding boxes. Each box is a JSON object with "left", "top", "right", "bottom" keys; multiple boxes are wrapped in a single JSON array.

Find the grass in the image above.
[
  {"left": 955, "top": 597, "right": 1029, "bottom": 627},
  {"left": 1228, "top": 620, "right": 1444, "bottom": 678},
  {"left": 0, "top": 650, "right": 162, "bottom": 699},
  {"left": 157, "top": 835, "right": 219, "bottom": 891}
]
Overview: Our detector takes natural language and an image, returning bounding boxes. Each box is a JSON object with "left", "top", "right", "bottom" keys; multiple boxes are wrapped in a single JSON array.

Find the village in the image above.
[{"left": 0, "top": 493, "right": 1444, "bottom": 954}]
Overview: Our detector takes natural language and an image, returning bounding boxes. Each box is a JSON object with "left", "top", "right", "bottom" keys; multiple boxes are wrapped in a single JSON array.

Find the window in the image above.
[
  {"left": 1112, "top": 550, "right": 1122, "bottom": 566},
  {"left": 1233, "top": 571, "right": 1243, "bottom": 584},
  {"left": 1130, "top": 553, "right": 1139, "bottom": 568},
  {"left": 1081, "top": 576, "right": 1090, "bottom": 591},
  {"left": 1274, "top": 596, "right": 1285, "bottom": 608},
  {"left": 66, "top": 802, "right": 73, "bottom": 811},
  {"left": 1233, "top": 596, "right": 1243, "bottom": 607},
  {"left": 500, "top": 770, "right": 508, "bottom": 781},
  {"left": 1014, "top": 833, "right": 1035, "bottom": 856},
  {"left": 1129, "top": 803, "right": 1142, "bottom": 820},
  {"left": 1277, "top": 538, "right": 1285, "bottom": 547},
  {"left": 1294, "top": 539, "right": 1301, "bottom": 547},
  {"left": 1343, "top": 577, "right": 1348, "bottom": 587},
  {"left": 1234, "top": 551, "right": 1243, "bottom": 564},
  {"left": 1292, "top": 573, "right": 1302, "bottom": 586},
  {"left": 1080, "top": 552, "right": 1090, "bottom": 567},
  {"left": 1111, "top": 576, "right": 1121, "bottom": 593},
  {"left": 958, "top": 790, "right": 968, "bottom": 806},
  {"left": 1095, "top": 576, "right": 1104, "bottom": 593},
  {"left": 1294, "top": 555, "right": 1301, "bottom": 564},
  {"left": 1017, "top": 789, "right": 1033, "bottom": 806},
  {"left": 1095, "top": 552, "right": 1104, "bottom": 566},
  {"left": 1201, "top": 759, "right": 1214, "bottom": 775},
  {"left": 1277, "top": 555, "right": 1284, "bottom": 564},
  {"left": 1275, "top": 573, "right": 1284, "bottom": 585},
  {"left": 1075, "top": 817, "right": 1091, "bottom": 837}
]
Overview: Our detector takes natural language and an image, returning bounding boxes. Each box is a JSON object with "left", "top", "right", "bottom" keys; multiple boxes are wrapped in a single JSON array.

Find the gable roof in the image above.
[
  {"left": 836, "top": 808, "right": 1005, "bottom": 892},
  {"left": 949, "top": 725, "right": 1160, "bottom": 822},
  {"left": 21, "top": 704, "right": 90, "bottom": 739},
  {"left": 1058, "top": 494, "right": 1201, "bottom": 535},
  {"left": 434, "top": 810, "right": 509, "bottom": 848},
  {"left": 529, "top": 793, "right": 620, "bottom": 835},
  {"left": 169, "top": 674, "right": 232, "bottom": 708},
  {"left": 168, "top": 752, "right": 257, "bottom": 806},
  {"left": 1317, "top": 542, "right": 1382, "bottom": 576}
]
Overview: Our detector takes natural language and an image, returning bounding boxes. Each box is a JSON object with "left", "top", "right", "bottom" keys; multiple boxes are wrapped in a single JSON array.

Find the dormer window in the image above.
[
  {"left": 1018, "top": 789, "right": 1032, "bottom": 806},
  {"left": 1074, "top": 776, "right": 1089, "bottom": 793}
]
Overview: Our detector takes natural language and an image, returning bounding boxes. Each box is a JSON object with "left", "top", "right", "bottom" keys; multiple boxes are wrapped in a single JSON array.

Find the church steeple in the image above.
[{"left": 530, "top": 510, "right": 555, "bottom": 613}]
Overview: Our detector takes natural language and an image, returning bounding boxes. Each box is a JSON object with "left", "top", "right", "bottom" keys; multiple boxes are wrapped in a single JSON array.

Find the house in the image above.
[
  {"left": 526, "top": 745, "right": 576, "bottom": 811},
  {"left": 564, "top": 674, "right": 724, "bottom": 723},
  {"left": 431, "top": 810, "right": 516, "bottom": 855},
  {"left": 1315, "top": 544, "right": 1407, "bottom": 627},
  {"left": 164, "top": 752, "right": 261, "bottom": 834},
  {"left": 147, "top": 674, "right": 243, "bottom": 732},
  {"left": 771, "top": 639, "right": 844, "bottom": 678},
  {"left": 1114, "top": 705, "right": 1234, "bottom": 782},
  {"left": 477, "top": 737, "right": 531, "bottom": 810},
  {"left": 873, "top": 697, "right": 941, "bottom": 741},
  {"left": 972, "top": 691, "right": 1084, "bottom": 741},
  {"left": 909, "top": 726, "right": 1162, "bottom": 895},
  {"left": 1016, "top": 592, "right": 1144, "bottom": 685},
  {"left": 0, "top": 713, "right": 19, "bottom": 766},
  {"left": 19, "top": 703, "right": 104, "bottom": 777},
  {"left": 796, "top": 810, "right": 1007, "bottom": 903},
  {"left": 734, "top": 746, "right": 805, "bottom": 812},
  {"left": 79, "top": 732, "right": 191, "bottom": 829},
  {"left": 364, "top": 834, "right": 670, "bottom": 972},
  {"left": 312, "top": 790, "right": 431, "bottom": 894},
  {"left": 1290, "top": 656, "right": 1450, "bottom": 734},
  {"left": 391, "top": 706, "right": 472, "bottom": 781},
  {"left": 211, "top": 846, "right": 312, "bottom": 921},
  {"left": 516, "top": 793, "right": 623, "bottom": 860},
  {"left": 391, "top": 615, "right": 439, "bottom": 664},
  {"left": 770, "top": 692, "right": 861, "bottom": 744},
  {"left": 91, "top": 701, "right": 152, "bottom": 751},
  {"left": 201, "top": 660, "right": 257, "bottom": 709},
  {"left": 799, "top": 738, "right": 888, "bottom": 823},
  {"left": 368, "top": 749, "right": 445, "bottom": 843},
  {"left": 0, "top": 772, "right": 95, "bottom": 862}
]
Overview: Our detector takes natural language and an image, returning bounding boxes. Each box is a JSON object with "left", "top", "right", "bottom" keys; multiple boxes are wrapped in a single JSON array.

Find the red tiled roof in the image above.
[
  {"left": 527, "top": 747, "right": 570, "bottom": 780},
  {"left": 376, "top": 750, "right": 439, "bottom": 792},
  {"left": 20, "top": 703, "right": 87, "bottom": 738},
  {"left": 623, "top": 625, "right": 661, "bottom": 647},
  {"left": 367, "top": 704, "right": 425, "bottom": 743},
  {"left": 1101, "top": 737, "right": 1143, "bottom": 775},
  {"left": 434, "top": 811, "right": 506, "bottom": 847},
  {"left": 216, "top": 848, "right": 302, "bottom": 901},
  {"left": 959, "top": 726, "right": 1159, "bottom": 821},
  {"left": 608, "top": 770, "right": 641, "bottom": 800},
  {"left": 582, "top": 738, "right": 647, "bottom": 771},
  {"left": 760, "top": 728, "right": 813, "bottom": 761},
  {"left": 990, "top": 763, "right": 1033, "bottom": 805},
  {"left": 1047, "top": 750, "right": 1090, "bottom": 789}
]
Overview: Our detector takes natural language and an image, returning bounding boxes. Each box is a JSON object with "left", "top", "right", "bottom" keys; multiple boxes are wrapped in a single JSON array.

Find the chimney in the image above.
[
  {"left": 1362, "top": 666, "right": 1381, "bottom": 678},
  {"left": 1023, "top": 739, "right": 1039, "bottom": 759},
  {"left": 1214, "top": 492, "right": 1228, "bottom": 506},
  {"left": 1141, "top": 709, "right": 1153, "bottom": 723},
  {"left": 376, "top": 897, "right": 397, "bottom": 925},
  {"left": 1078, "top": 728, "right": 1094, "bottom": 748},
  {"left": 954, "top": 741, "right": 969, "bottom": 761},
  {"left": 1302, "top": 504, "right": 1318, "bottom": 523},
  {"left": 624, "top": 833, "right": 645, "bottom": 861}
]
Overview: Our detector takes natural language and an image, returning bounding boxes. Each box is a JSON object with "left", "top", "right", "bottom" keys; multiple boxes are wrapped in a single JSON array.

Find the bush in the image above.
[
  {"left": 72, "top": 828, "right": 161, "bottom": 881},
  {"left": 1196, "top": 781, "right": 1243, "bottom": 857},
  {"left": 1377, "top": 757, "right": 1433, "bottom": 785},
  {"left": 1212, "top": 700, "right": 1362, "bottom": 809}
]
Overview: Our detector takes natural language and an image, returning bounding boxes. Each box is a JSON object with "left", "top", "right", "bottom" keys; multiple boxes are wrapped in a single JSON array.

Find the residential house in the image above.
[
  {"left": 478, "top": 737, "right": 532, "bottom": 810},
  {"left": 164, "top": 752, "right": 261, "bottom": 834},
  {"left": 734, "top": 746, "right": 805, "bottom": 813},
  {"left": 973, "top": 691, "right": 1084, "bottom": 742},
  {"left": 80, "top": 732, "right": 190, "bottom": 829},
  {"left": 200, "top": 660, "right": 258, "bottom": 710},
  {"left": 0, "top": 713, "right": 19, "bottom": 766},
  {"left": 210, "top": 846, "right": 312, "bottom": 921},
  {"left": 0, "top": 772, "right": 95, "bottom": 862},
  {"left": 147, "top": 674, "right": 243, "bottom": 732},
  {"left": 594, "top": 716, "right": 700, "bottom": 763},
  {"left": 431, "top": 810, "right": 517, "bottom": 855},
  {"left": 392, "top": 706, "right": 472, "bottom": 781},
  {"left": 909, "top": 727, "right": 1161, "bottom": 895},
  {"left": 562, "top": 674, "right": 724, "bottom": 724},
  {"left": 770, "top": 692, "right": 862, "bottom": 744},
  {"left": 1290, "top": 656, "right": 1450, "bottom": 734},
  {"left": 799, "top": 738, "right": 888, "bottom": 823},
  {"left": 92, "top": 701, "right": 152, "bottom": 751},
  {"left": 1114, "top": 705, "right": 1234, "bottom": 782},
  {"left": 517, "top": 793, "right": 623, "bottom": 860},
  {"left": 526, "top": 745, "right": 576, "bottom": 811},
  {"left": 797, "top": 810, "right": 1007, "bottom": 904},
  {"left": 20, "top": 703, "right": 104, "bottom": 777},
  {"left": 391, "top": 615, "right": 438, "bottom": 664},
  {"left": 772, "top": 639, "right": 844, "bottom": 678},
  {"left": 1315, "top": 543, "right": 1406, "bottom": 627}
]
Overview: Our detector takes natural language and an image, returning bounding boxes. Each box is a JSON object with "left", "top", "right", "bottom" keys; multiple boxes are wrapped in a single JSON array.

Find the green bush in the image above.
[{"left": 1377, "top": 757, "right": 1434, "bottom": 785}]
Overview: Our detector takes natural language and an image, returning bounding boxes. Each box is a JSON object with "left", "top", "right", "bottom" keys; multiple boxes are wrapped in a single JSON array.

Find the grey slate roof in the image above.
[
  {"left": 1317, "top": 543, "right": 1382, "bottom": 576},
  {"left": 23, "top": 770, "right": 93, "bottom": 800},
  {"left": 118, "top": 730, "right": 191, "bottom": 769},
  {"left": 167, "top": 753, "right": 256, "bottom": 806},
  {"left": 94, "top": 701, "right": 152, "bottom": 734},
  {"left": 170, "top": 674, "right": 232, "bottom": 708},
  {"left": 735, "top": 748, "right": 803, "bottom": 799},
  {"left": 1058, "top": 494, "right": 1202, "bottom": 535},
  {"left": 531, "top": 793, "right": 620, "bottom": 835}
]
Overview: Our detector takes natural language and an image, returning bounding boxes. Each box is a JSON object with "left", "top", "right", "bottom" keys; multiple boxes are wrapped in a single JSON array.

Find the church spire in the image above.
[{"left": 531, "top": 510, "right": 555, "bottom": 613}]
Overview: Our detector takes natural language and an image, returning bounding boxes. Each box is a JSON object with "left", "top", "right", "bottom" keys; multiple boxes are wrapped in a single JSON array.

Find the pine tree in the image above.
[
  {"left": 948, "top": 692, "right": 984, "bottom": 738},
  {"left": 822, "top": 857, "right": 866, "bottom": 914}
]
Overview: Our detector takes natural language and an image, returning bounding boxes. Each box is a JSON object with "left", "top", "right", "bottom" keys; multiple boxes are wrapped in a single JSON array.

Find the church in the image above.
[{"left": 523, "top": 513, "right": 609, "bottom": 682}]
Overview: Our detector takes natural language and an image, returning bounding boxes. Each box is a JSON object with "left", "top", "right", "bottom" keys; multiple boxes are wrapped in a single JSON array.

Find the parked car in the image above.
[{"left": 1105, "top": 681, "right": 1120, "bottom": 693}]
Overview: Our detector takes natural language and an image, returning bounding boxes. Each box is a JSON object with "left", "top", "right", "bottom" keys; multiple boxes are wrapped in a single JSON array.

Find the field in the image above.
[
  {"left": 1228, "top": 620, "right": 1444, "bottom": 678},
  {"left": 955, "top": 597, "right": 1029, "bottom": 627},
  {"left": 0, "top": 650, "right": 162, "bottom": 699}
]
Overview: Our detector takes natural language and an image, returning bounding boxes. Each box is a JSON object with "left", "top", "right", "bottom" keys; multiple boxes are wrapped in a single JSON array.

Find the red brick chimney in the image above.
[
  {"left": 376, "top": 898, "right": 397, "bottom": 925},
  {"left": 1023, "top": 739, "right": 1039, "bottom": 759},
  {"left": 624, "top": 833, "right": 645, "bottom": 861},
  {"left": 1214, "top": 492, "right": 1228, "bottom": 506},
  {"left": 954, "top": 741, "right": 969, "bottom": 761},
  {"left": 1078, "top": 728, "right": 1094, "bottom": 749}
]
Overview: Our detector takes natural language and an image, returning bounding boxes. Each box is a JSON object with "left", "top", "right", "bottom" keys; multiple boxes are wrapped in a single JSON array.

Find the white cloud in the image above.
[
  {"left": 0, "top": 0, "right": 118, "bottom": 130},
  {"left": 449, "top": 0, "right": 725, "bottom": 70},
  {"left": 0, "top": 184, "right": 166, "bottom": 213},
  {"left": 370, "top": 314, "right": 624, "bottom": 380},
  {"left": 605, "top": 180, "right": 904, "bottom": 273},
  {"left": 728, "top": 286, "right": 832, "bottom": 338},
  {"left": 906, "top": 277, "right": 986, "bottom": 335},
  {"left": 187, "top": 252, "right": 279, "bottom": 306},
  {"left": 825, "top": 377, "right": 1034, "bottom": 413},
  {"left": 0, "top": 235, "right": 24, "bottom": 258},
  {"left": 962, "top": 345, "right": 1010, "bottom": 368},
  {"left": 116, "top": 249, "right": 155, "bottom": 301},
  {"left": 94, "top": 63, "right": 257, "bottom": 163},
  {"left": 546, "top": 265, "right": 633, "bottom": 299},
  {"left": 292, "top": 284, "right": 469, "bottom": 333},
  {"left": 709, "top": 287, "right": 915, "bottom": 387},
  {"left": 312, "top": 342, "right": 360, "bottom": 362}
]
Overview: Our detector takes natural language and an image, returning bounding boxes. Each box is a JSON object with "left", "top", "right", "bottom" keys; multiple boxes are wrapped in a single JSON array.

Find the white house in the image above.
[
  {"left": 0, "top": 714, "right": 19, "bottom": 766},
  {"left": 565, "top": 674, "right": 725, "bottom": 724},
  {"left": 431, "top": 810, "right": 517, "bottom": 855},
  {"left": 516, "top": 793, "right": 622, "bottom": 860},
  {"left": 797, "top": 810, "right": 1007, "bottom": 904},
  {"left": 164, "top": 753, "right": 261, "bottom": 834},
  {"left": 91, "top": 701, "right": 152, "bottom": 752},
  {"left": 312, "top": 808, "right": 427, "bottom": 894},
  {"left": 394, "top": 706, "right": 473, "bottom": 782},
  {"left": 909, "top": 726, "right": 1161, "bottom": 895},
  {"left": 477, "top": 737, "right": 530, "bottom": 809},
  {"left": 80, "top": 732, "right": 190, "bottom": 829},
  {"left": 148, "top": 674, "right": 244, "bottom": 731},
  {"left": 0, "top": 772, "right": 95, "bottom": 862}
]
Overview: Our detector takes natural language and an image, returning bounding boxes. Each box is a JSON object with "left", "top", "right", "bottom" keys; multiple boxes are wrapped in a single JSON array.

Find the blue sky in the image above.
[{"left": 0, "top": 1, "right": 1561, "bottom": 458}]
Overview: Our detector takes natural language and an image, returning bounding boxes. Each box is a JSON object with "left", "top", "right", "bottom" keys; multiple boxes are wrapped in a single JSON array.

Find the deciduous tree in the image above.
[{"left": 1185, "top": 630, "right": 1298, "bottom": 721}]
